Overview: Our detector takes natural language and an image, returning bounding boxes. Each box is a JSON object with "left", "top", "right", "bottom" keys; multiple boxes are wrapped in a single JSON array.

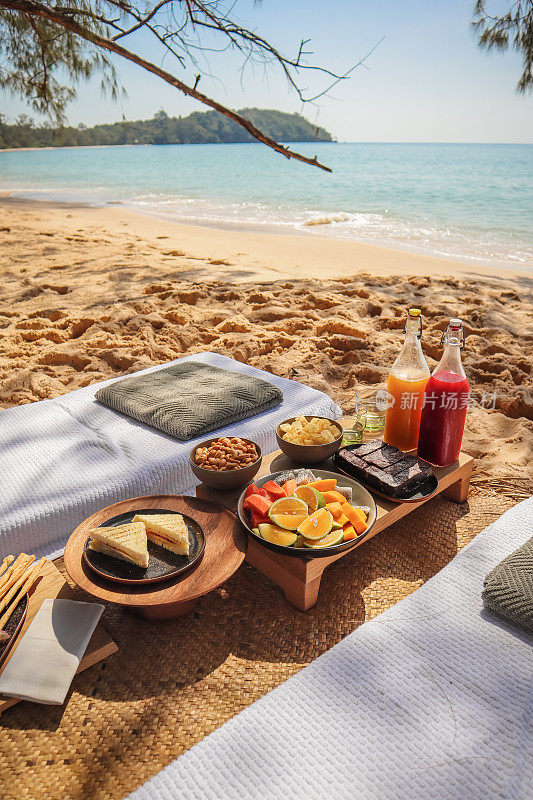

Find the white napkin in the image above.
[{"left": 0, "top": 598, "right": 104, "bottom": 705}]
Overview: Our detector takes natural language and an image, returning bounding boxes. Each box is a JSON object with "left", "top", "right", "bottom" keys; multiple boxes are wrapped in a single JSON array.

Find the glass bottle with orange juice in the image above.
[{"left": 384, "top": 308, "right": 429, "bottom": 451}]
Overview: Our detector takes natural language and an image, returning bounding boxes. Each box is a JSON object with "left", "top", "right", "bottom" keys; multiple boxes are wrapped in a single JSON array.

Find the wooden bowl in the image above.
[
  {"left": 275, "top": 417, "right": 343, "bottom": 465},
  {"left": 189, "top": 437, "right": 262, "bottom": 489}
]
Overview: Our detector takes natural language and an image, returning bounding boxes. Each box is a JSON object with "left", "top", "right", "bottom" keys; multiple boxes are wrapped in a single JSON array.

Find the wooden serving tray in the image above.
[
  {"left": 0, "top": 559, "right": 117, "bottom": 716},
  {"left": 196, "top": 420, "right": 474, "bottom": 611}
]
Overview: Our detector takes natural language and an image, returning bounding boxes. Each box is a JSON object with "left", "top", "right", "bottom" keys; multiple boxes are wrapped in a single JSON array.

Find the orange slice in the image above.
[
  {"left": 296, "top": 507, "right": 333, "bottom": 540},
  {"left": 268, "top": 496, "right": 309, "bottom": 530}
]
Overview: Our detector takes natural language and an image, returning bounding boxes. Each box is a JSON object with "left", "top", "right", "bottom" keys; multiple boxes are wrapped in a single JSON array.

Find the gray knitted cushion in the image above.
[
  {"left": 95, "top": 362, "right": 283, "bottom": 442},
  {"left": 482, "top": 535, "right": 533, "bottom": 632}
]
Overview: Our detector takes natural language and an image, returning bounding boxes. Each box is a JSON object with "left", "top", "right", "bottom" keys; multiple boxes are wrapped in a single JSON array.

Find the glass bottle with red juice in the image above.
[{"left": 417, "top": 319, "right": 469, "bottom": 467}]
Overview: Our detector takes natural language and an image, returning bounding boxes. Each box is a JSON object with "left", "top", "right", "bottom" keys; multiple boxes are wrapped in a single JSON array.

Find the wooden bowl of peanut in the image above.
[{"left": 189, "top": 436, "right": 262, "bottom": 489}]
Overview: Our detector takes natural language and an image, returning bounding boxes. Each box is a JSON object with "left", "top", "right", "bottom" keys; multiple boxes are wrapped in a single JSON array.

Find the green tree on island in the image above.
[{"left": 0, "top": 108, "right": 333, "bottom": 149}]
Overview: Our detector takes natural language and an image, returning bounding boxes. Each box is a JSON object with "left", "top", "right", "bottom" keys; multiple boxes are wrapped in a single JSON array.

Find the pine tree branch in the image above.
[{"left": 0, "top": 0, "right": 333, "bottom": 170}]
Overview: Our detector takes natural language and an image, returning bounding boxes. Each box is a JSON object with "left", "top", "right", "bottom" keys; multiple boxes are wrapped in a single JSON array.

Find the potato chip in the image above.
[{"left": 280, "top": 417, "right": 340, "bottom": 446}]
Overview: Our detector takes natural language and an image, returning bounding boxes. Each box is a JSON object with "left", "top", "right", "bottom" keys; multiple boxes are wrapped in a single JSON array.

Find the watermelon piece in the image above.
[
  {"left": 282, "top": 478, "right": 297, "bottom": 497},
  {"left": 250, "top": 511, "right": 271, "bottom": 529},
  {"left": 243, "top": 494, "right": 272, "bottom": 516},
  {"left": 246, "top": 485, "right": 269, "bottom": 500},
  {"left": 263, "top": 480, "right": 287, "bottom": 499}
]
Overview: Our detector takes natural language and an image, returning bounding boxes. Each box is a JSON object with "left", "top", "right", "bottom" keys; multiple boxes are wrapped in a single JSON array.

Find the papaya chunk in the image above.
[
  {"left": 342, "top": 524, "right": 358, "bottom": 541},
  {"left": 322, "top": 490, "right": 348, "bottom": 505},
  {"left": 325, "top": 502, "right": 344, "bottom": 519},
  {"left": 307, "top": 479, "right": 337, "bottom": 492},
  {"left": 342, "top": 503, "right": 367, "bottom": 534},
  {"left": 282, "top": 478, "right": 297, "bottom": 497}
]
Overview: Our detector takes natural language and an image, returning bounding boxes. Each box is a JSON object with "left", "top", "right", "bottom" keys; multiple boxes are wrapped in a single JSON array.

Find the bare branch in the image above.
[
  {"left": 112, "top": 0, "right": 172, "bottom": 40},
  {"left": 0, "top": 0, "right": 333, "bottom": 170}
]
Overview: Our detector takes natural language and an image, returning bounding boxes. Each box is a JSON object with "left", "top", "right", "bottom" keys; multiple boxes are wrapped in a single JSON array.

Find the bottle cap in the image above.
[
  {"left": 441, "top": 318, "right": 465, "bottom": 348},
  {"left": 409, "top": 308, "right": 421, "bottom": 317}
]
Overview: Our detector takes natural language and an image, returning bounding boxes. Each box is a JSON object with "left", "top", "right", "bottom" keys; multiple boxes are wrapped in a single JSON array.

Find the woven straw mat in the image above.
[{"left": 0, "top": 490, "right": 518, "bottom": 800}]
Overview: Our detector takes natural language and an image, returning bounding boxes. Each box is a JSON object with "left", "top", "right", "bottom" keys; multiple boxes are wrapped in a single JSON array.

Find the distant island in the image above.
[{"left": 0, "top": 108, "right": 332, "bottom": 150}]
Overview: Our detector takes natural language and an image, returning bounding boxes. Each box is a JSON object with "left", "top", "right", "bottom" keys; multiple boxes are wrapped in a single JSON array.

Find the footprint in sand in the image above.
[
  {"left": 39, "top": 351, "right": 92, "bottom": 370},
  {"left": 299, "top": 293, "right": 341, "bottom": 311},
  {"left": 28, "top": 309, "right": 65, "bottom": 321},
  {"left": 42, "top": 284, "right": 71, "bottom": 295},
  {"left": 20, "top": 328, "right": 64, "bottom": 344}
]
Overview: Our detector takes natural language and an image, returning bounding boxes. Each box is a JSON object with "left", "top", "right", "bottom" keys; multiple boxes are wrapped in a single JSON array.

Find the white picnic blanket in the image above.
[
  {"left": 0, "top": 353, "right": 338, "bottom": 559},
  {"left": 128, "top": 497, "right": 533, "bottom": 800}
]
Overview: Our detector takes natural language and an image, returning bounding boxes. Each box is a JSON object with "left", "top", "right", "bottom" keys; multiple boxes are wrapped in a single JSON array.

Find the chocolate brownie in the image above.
[
  {"left": 352, "top": 438, "right": 383, "bottom": 458},
  {"left": 335, "top": 442, "right": 434, "bottom": 498},
  {"left": 389, "top": 459, "right": 433, "bottom": 495},
  {"left": 390, "top": 456, "right": 432, "bottom": 479},
  {"left": 365, "top": 447, "right": 407, "bottom": 470}
]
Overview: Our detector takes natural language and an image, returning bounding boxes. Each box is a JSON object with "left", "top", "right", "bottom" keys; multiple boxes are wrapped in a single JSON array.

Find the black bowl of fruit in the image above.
[{"left": 237, "top": 468, "right": 377, "bottom": 558}]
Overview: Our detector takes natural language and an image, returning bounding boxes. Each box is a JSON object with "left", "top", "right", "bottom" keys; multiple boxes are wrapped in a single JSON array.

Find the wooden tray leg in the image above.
[
  {"left": 245, "top": 538, "right": 326, "bottom": 611},
  {"left": 443, "top": 460, "right": 474, "bottom": 503},
  {"left": 281, "top": 573, "right": 323, "bottom": 612}
]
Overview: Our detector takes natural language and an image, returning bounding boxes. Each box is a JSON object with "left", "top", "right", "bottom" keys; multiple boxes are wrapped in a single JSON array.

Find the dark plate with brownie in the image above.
[{"left": 334, "top": 439, "right": 438, "bottom": 503}]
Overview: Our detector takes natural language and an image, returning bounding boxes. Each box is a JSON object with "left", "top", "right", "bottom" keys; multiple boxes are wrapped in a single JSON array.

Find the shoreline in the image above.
[{"left": 1, "top": 194, "right": 531, "bottom": 286}]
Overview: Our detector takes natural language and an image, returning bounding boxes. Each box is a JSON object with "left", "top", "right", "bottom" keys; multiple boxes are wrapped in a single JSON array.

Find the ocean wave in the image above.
[{"left": 2, "top": 182, "right": 532, "bottom": 268}]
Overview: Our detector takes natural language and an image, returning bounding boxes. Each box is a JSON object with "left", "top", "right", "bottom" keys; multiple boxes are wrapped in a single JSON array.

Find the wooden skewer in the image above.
[
  {"left": 0, "top": 555, "right": 35, "bottom": 602},
  {"left": 0, "top": 557, "right": 40, "bottom": 617},
  {"left": 0, "top": 558, "right": 45, "bottom": 631},
  {"left": 0, "top": 556, "right": 14, "bottom": 580}
]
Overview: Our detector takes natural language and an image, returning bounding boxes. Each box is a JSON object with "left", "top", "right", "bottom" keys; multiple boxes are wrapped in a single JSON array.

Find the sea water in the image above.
[{"left": 1, "top": 142, "right": 531, "bottom": 269}]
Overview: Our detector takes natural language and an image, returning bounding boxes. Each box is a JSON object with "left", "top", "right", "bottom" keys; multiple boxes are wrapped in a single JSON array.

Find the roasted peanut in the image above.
[{"left": 194, "top": 437, "right": 259, "bottom": 471}]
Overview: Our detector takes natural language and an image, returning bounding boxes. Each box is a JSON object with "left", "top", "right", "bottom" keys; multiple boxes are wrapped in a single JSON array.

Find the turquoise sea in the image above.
[{"left": 1, "top": 142, "right": 532, "bottom": 268}]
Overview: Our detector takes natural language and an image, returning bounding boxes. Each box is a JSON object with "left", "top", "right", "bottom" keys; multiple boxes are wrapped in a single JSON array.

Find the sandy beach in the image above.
[{"left": 1, "top": 195, "right": 531, "bottom": 485}]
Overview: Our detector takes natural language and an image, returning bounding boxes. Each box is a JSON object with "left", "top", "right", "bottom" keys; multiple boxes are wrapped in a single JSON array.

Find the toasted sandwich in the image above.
[
  {"left": 88, "top": 522, "right": 149, "bottom": 568},
  {"left": 132, "top": 513, "right": 190, "bottom": 556}
]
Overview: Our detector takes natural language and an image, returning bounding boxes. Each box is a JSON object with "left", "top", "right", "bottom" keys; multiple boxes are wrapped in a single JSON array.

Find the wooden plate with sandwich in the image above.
[
  {"left": 64, "top": 495, "right": 247, "bottom": 619},
  {"left": 83, "top": 508, "right": 205, "bottom": 585}
]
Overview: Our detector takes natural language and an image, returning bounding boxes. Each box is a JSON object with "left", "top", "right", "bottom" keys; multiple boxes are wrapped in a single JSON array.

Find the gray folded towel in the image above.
[
  {"left": 482, "top": 535, "right": 533, "bottom": 632},
  {"left": 95, "top": 362, "right": 283, "bottom": 441}
]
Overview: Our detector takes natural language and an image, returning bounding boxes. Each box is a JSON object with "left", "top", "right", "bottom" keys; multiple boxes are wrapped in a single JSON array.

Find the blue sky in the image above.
[{"left": 2, "top": 0, "right": 532, "bottom": 142}]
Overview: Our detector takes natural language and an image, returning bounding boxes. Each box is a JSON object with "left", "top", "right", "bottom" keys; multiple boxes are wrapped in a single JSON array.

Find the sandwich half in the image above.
[
  {"left": 88, "top": 522, "right": 149, "bottom": 568},
  {"left": 132, "top": 513, "right": 190, "bottom": 556}
]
